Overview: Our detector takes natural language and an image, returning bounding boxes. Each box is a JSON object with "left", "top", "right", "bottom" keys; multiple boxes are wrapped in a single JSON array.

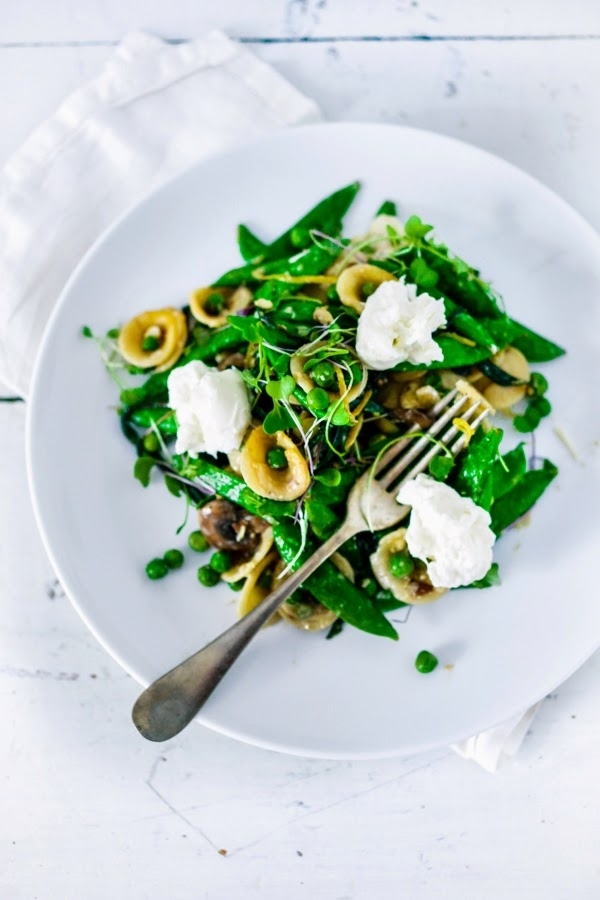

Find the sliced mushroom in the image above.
[
  {"left": 481, "top": 347, "right": 530, "bottom": 411},
  {"left": 240, "top": 427, "right": 310, "bottom": 502},
  {"left": 336, "top": 263, "right": 396, "bottom": 313},
  {"left": 118, "top": 308, "right": 187, "bottom": 371},
  {"left": 370, "top": 527, "right": 447, "bottom": 605},
  {"left": 190, "top": 285, "right": 252, "bottom": 328},
  {"left": 197, "top": 499, "right": 268, "bottom": 558}
]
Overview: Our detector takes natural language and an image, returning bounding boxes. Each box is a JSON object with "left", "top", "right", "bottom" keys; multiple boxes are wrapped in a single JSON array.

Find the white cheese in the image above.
[
  {"left": 397, "top": 473, "right": 495, "bottom": 588},
  {"left": 355, "top": 278, "right": 446, "bottom": 370},
  {"left": 167, "top": 360, "right": 251, "bottom": 458}
]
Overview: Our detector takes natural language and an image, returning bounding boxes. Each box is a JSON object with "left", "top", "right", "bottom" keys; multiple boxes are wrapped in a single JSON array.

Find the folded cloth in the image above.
[
  {"left": 0, "top": 30, "right": 540, "bottom": 769},
  {"left": 0, "top": 30, "right": 320, "bottom": 396}
]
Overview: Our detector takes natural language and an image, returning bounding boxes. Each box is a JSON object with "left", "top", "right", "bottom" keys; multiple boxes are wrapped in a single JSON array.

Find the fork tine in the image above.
[
  {"left": 391, "top": 406, "right": 491, "bottom": 494},
  {"left": 377, "top": 392, "right": 473, "bottom": 488},
  {"left": 375, "top": 387, "right": 460, "bottom": 472}
]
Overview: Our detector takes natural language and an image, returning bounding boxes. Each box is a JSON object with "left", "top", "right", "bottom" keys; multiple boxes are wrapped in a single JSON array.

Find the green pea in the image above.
[
  {"left": 197, "top": 565, "right": 220, "bottom": 587},
  {"left": 146, "top": 558, "right": 169, "bottom": 580},
  {"left": 210, "top": 550, "right": 233, "bottom": 573},
  {"left": 306, "top": 387, "right": 331, "bottom": 413},
  {"left": 362, "top": 281, "right": 376, "bottom": 299},
  {"left": 205, "top": 292, "right": 224, "bottom": 315},
  {"left": 530, "top": 396, "right": 551, "bottom": 417},
  {"left": 163, "top": 549, "right": 184, "bottom": 570},
  {"left": 388, "top": 553, "right": 415, "bottom": 579},
  {"left": 142, "top": 335, "right": 161, "bottom": 352},
  {"left": 266, "top": 447, "right": 289, "bottom": 470},
  {"left": 312, "top": 361, "right": 337, "bottom": 389},
  {"left": 188, "top": 530, "right": 210, "bottom": 553},
  {"left": 229, "top": 580, "right": 245, "bottom": 592},
  {"left": 415, "top": 650, "right": 438, "bottom": 674},
  {"left": 143, "top": 432, "right": 160, "bottom": 453},
  {"left": 529, "top": 372, "right": 549, "bottom": 396}
]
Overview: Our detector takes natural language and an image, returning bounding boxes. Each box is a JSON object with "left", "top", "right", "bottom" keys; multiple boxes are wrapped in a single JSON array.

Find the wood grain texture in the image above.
[
  {"left": 1, "top": 4, "right": 600, "bottom": 897},
  {"left": 1, "top": 0, "right": 599, "bottom": 42}
]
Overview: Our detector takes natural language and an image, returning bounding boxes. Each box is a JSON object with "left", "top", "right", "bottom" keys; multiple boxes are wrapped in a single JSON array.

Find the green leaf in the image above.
[
  {"left": 106, "top": 327, "right": 120, "bottom": 339},
  {"left": 226, "top": 315, "right": 261, "bottom": 343},
  {"left": 263, "top": 404, "right": 295, "bottom": 434},
  {"left": 314, "top": 468, "right": 342, "bottom": 487},
  {"left": 265, "top": 375, "right": 295, "bottom": 402},
  {"left": 81, "top": 325, "right": 93, "bottom": 338},
  {"left": 164, "top": 474, "right": 183, "bottom": 497},
  {"left": 428, "top": 454, "right": 454, "bottom": 482},
  {"left": 133, "top": 456, "right": 158, "bottom": 487},
  {"left": 329, "top": 405, "right": 351, "bottom": 426},
  {"left": 455, "top": 427, "right": 504, "bottom": 510},
  {"left": 409, "top": 257, "right": 439, "bottom": 290},
  {"left": 404, "top": 215, "right": 434, "bottom": 239}
]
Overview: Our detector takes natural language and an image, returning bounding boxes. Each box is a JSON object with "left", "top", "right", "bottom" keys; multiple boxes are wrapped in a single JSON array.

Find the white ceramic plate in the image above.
[{"left": 27, "top": 123, "right": 600, "bottom": 758}]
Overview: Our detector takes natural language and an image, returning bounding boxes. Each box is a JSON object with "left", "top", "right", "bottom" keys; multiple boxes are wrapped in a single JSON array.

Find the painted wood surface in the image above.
[{"left": 1, "top": 3, "right": 599, "bottom": 897}]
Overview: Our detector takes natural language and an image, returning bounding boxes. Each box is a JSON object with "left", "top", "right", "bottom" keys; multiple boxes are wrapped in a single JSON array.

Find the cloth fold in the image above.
[{"left": 0, "top": 31, "right": 539, "bottom": 769}]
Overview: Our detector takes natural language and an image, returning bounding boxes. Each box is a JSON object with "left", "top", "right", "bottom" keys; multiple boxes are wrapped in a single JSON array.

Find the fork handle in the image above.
[{"left": 132, "top": 523, "right": 358, "bottom": 741}]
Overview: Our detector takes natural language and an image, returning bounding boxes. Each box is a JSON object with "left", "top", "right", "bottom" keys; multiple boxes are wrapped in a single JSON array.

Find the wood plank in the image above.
[
  {"left": 1, "top": 41, "right": 598, "bottom": 234},
  {"left": 1, "top": 0, "right": 599, "bottom": 44}
]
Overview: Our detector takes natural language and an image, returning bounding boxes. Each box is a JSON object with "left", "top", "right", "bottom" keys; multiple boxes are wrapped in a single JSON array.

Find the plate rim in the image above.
[{"left": 25, "top": 120, "right": 600, "bottom": 758}]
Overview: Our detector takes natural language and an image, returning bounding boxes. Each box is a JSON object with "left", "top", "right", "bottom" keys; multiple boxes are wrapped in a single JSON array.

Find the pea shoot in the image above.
[{"left": 415, "top": 650, "right": 439, "bottom": 674}]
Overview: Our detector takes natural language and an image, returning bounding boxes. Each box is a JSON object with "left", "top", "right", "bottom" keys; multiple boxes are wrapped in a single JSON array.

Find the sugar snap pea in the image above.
[
  {"left": 182, "top": 457, "right": 296, "bottom": 522},
  {"left": 273, "top": 522, "right": 398, "bottom": 640},
  {"left": 490, "top": 459, "right": 558, "bottom": 535},
  {"left": 131, "top": 407, "right": 177, "bottom": 436},
  {"left": 237, "top": 224, "right": 267, "bottom": 262}
]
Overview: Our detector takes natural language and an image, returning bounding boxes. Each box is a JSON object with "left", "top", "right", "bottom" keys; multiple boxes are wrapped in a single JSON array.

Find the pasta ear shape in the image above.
[
  {"left": 240, "top": 427, "right": 311, "bottom": 502},
  {"left": 336, "top": 263, "right": 396, "bottom": 313},
  {"left": 118, "top": 307, "right": 187, "bottom": 371},
  {"left": 370, "top": 528, "right": 447, "bottom": 605},
  {"left": 190, "top": 285, "right": 252, "bottom": 328}
]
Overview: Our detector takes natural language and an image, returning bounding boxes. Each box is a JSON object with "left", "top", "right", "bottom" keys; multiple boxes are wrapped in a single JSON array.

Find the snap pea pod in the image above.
[
  {"left": 423, "top": 245, "right": 503, "bottom": 319},
  {"left": 504, "top": 319, "right": 566, "bottom": 363},
  {"left": 287, "top": 245, "right": 339, "bottom": 276},
  {"left": 490, "top": 458, "right": 558, "bottom": 535},
  {"left": 182, "top": 457, "right": 297, "bottom": 522},
  {"left": 273, "top": 522, "right": 398, "bottom": 640},
  {"left": 258, "top": 181, "right": 361, "bottom": 261},
  {"left": 131, "top": 407, "right": 177, "bottom": 435},
  {"left": 375, "top": 200, "right": 397, "bottom": 217},
  {"left": 394, "top": 334, "right": 492, "bottom": 373},
  {"left": 450, "top": 311, "right": 501, "bottom": 352},
  {"left": 491, "top": 443, "right": 527, "bottom": 500},
  {"left": 305, "top": 495, "right": 341, "bottom": 540},
  {"left": 237, "top": 224, "right": 267, "bottom": 263},
  {"left": 272, "top": 300, "right": 321, "bottom": 326},
  {"left": 119, "top": 326, "right": 244, "bottom": 408}
]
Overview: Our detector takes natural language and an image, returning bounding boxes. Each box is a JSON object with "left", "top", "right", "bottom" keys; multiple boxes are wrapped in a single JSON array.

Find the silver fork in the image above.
[{"left": 132, "top": 383, "right": 490, "bottom": 741}]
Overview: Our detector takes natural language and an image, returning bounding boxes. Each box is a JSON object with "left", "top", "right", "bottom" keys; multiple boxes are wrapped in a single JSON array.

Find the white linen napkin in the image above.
[{"left": 0, "top": 30, "right": 539, "bottom": 770}]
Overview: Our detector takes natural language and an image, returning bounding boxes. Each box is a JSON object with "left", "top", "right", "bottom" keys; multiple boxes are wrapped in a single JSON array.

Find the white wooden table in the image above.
[{"left": 2, "top": 4, "right": 599, "bottom": 898}]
